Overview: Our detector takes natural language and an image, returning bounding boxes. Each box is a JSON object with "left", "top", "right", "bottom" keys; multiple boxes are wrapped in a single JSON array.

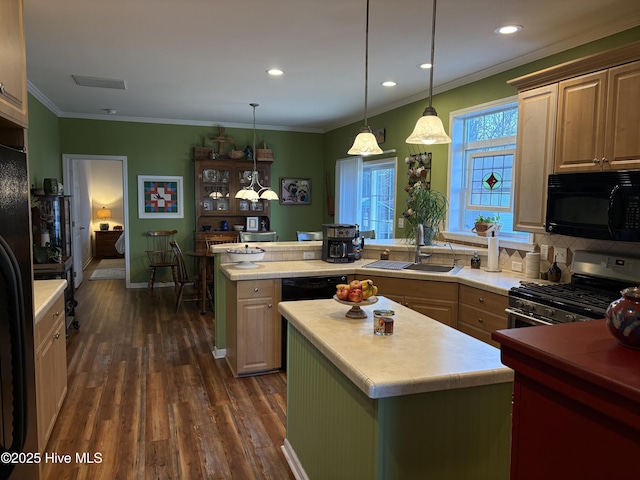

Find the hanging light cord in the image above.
[
  {"left": 427, "top": 0, "right": 437, "bottom": 111},
  {"left": 363, "top": 0, "right": 371, "bottom": 127}
]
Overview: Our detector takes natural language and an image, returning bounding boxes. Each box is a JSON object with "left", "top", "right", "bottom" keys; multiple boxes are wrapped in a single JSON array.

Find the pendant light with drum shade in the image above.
[
  {"left": 347, "top": 0, "right": 383, "bottom": 156},
  {"left": 406, "top": 0, "right": 451, "bottom": 145},
  {"left": 235, "top": 103, "right": 278, "bottom": 202}
]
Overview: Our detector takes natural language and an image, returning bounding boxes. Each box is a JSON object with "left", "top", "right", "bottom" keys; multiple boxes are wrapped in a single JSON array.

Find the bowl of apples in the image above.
[{"left": 333, "top": 279, "right": 378, "bottom": 318}]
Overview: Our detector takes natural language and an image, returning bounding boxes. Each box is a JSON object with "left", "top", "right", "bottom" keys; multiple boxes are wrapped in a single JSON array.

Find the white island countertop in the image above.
[{"left": 278, "top": 296, "right": 514, "bottom": 399}]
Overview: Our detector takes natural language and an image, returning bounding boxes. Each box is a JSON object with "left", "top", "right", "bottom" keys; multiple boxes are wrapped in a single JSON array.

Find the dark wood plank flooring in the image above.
[{"left": 42, "top": 259, "right": 293, "bottom": 480}]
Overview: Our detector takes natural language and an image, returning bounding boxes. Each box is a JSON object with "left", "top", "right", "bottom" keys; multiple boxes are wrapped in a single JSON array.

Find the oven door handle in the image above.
[{"left": 505, "top": 307, "right": 555, "bottom": 327}]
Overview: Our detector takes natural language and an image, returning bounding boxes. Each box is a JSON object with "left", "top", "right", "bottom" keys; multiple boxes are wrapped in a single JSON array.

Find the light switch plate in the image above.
[
  {"left": 512, "top": 261, "right": 523, "bottom": 272},
  {"left": 554, "top": 246, "right": 568, "bottom": 264},
  {"left": 303, "top": 251, "right": 315, "bottom": 260},
  {"left": 540, "top": 244, "right": 549, "bottom": 259},
  {"left": 398, "top": 218, "right": 404, "bottom": 228}
]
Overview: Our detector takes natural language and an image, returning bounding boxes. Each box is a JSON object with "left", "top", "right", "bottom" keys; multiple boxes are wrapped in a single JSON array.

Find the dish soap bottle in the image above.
[{"left": 471, "top": 251, "right": 481, "bottom": 269}]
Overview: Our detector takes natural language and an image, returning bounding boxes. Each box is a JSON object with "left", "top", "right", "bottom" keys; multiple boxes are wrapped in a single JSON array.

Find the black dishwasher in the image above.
[{"left": 281, "top": 275, "right": 347, "bottom": 369}]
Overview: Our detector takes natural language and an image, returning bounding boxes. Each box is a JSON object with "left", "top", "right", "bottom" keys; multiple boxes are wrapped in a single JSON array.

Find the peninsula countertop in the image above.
[
  {"left": 278, "top": 296, "right": 514, "bottom": 399},
  {"left": 33, "top": 279, "right": 67, "bottom": 323}
]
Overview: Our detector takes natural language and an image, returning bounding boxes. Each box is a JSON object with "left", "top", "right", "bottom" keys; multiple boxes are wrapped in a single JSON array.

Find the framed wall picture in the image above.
[
  {"left": 280, "top": 178, "right": 311, "bottom": 205},
  {"left": 246, "top": 216, "right": 259, "bottom": 232},
  {"left": 138, "top": 175, "right": 184, "bottom": 219}
]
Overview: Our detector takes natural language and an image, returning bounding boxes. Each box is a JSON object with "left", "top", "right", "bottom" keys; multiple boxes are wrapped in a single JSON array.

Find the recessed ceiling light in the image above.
[
  {"left": 418, "top": 63, "right": 433, "bottom": 70},
  {"left": 267, "top": 68, "right": 284, "bottom": 76},
  {"left": 382, "top": 81, "right": 397, "bottom": 87},
  {"left": 494, "top": 25, "right": 523, "bottom": 35}
]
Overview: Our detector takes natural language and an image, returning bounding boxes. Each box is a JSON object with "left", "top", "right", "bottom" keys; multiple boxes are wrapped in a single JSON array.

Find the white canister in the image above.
[
  {"left": 41, "top": 232, "right": 50, "bottom": 246},
  {"left": 525, "top": 252, "right": 541, "bottom": 279}
]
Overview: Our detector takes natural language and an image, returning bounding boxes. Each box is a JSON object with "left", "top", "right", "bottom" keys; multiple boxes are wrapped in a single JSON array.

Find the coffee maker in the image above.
[{"left": 322, "top": 224, "right": 357, "bottom": 263}]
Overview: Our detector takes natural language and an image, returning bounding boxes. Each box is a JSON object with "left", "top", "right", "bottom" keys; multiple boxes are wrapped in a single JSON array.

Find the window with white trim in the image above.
[
  {"left": 335, "top": 157, "right": 396, "bottom": 239},
  {"left": 448, "top": 97, "right": 528, "bottom": 241}
]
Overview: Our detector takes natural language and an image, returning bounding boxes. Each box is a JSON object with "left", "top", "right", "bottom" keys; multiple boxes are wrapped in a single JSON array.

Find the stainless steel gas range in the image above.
[{"left": 507, "top": 250, "right": 640, "bottom": 328}]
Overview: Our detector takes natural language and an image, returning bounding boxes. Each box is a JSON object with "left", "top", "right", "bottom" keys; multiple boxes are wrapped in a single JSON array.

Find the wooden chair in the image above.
[
  {"left": 296, "top": 231, "right": 323, "bottom": 241},
  {"left": 146, "top": 230, "right": 178, "bottom": 289},
  {"left": 170, "top": 240, "right": 200, "bottom": 311},
  {"left": 239, "top": 231, "right": 278, "bottom": 242},
  {"left": 205, "top": 234, "right": 238, "bottom": 251}
]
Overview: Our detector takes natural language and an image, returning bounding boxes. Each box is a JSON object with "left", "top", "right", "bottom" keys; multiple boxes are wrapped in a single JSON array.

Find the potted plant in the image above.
[
  {"left": 472, "top": 214, "right": 502, "bottom": 237},
  {"left": 402, "top": 181, "right": 447, "bottom": 245}
]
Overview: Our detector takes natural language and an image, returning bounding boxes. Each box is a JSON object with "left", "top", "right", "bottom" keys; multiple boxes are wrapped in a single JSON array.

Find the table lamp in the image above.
[{"left": 97, "top": 207, "right": 112, "bottom": 231}]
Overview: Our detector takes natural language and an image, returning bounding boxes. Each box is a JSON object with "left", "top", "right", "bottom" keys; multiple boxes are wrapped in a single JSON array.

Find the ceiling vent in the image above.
[{"left": 72, "top": 75, "right": 127, "bottom": 90}]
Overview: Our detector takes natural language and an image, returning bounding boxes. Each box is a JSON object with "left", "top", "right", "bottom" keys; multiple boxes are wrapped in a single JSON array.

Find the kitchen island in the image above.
[{"left": 278, "top": 296, "right": 514, "bottom": 480}]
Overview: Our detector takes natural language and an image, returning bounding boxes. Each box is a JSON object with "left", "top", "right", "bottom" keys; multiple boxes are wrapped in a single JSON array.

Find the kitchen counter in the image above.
[
  {"left": 33, "top": 279, "right": 67, "bottom": 323},
  {"left": 279, "top": 296, "right": 513, "bottom": 398},
  {"left": 280, "top": 296, "right": 512, "bottom": 479}
]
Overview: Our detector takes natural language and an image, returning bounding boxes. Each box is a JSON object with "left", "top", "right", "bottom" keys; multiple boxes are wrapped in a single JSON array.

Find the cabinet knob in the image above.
[
  {"left": 254, "top": 287, "right": 259, "bottom": 292},
  {"left": 0, "top": 83, "right": 5, "bottom": 94},
  {"left": 477, "top": 317, "right": 485, "bottom": 323},
  {"left": 268, "top": 304, "right": 272, "bottom": 308},
  {"left": 54, "top": 332, "right": 61, "bottom": 339},
  {"left": 593, "top": 158, "right": 600, "bottom": 164},
  {"left": 602, "top": 157, "right": 608, "bottom": 164},
  {"left": 478, "top": 297, "right": 485, "bottom": 303},
  {"left": 54, "top": 311, "right": 60, "bottom": 317}
]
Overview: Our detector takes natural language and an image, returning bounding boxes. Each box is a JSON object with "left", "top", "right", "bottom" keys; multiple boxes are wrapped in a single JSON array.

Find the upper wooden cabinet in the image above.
[
  {"left": 513, "top": 84, "right": 557, "bottom": 234},
  {"left": 0, "top": 0, "right": 27, "bottom": 127},
  {"left": 193, "top": 147, "right": 273, "bottom": 249},
  {"left": 555, "top": 61, "right": 640, "bottom": 173}
]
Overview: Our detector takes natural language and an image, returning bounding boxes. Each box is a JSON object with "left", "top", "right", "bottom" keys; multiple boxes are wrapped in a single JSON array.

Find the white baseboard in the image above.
[
  {"left": 212, "top": 347, "right": 226, "bottom": 359},
  {"left": 281, "top": 438, "right": 308, "bottom": 480}
]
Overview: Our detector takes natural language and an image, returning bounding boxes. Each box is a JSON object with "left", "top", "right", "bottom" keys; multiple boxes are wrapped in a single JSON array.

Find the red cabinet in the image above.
[{"left": 493, "top": 321, "right": 640, "bottom": 480}]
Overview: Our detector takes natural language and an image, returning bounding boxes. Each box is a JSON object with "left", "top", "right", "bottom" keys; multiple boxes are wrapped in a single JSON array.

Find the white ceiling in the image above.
[{"left": 23, "top": 0, "right": 640, "bottom": 133}]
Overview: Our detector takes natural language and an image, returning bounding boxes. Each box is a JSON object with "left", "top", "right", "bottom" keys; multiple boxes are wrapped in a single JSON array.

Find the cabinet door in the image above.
[
  {"left": 513, "top": 84, "right": 557, "bottom": 234},
  {"left": 0, "top": 0, "right": 27, "bottom": 126},
  {"left": 197, "top": 162, "right": 232, "bottom": 214},
  {"left": 405, "top": 296, "right": 457, "bottom": 328},
  {"left": 35, "top": 316, "right": 67, "bottom": 451},
  {"left": 236, "top": 298, "right": 280, "bottom": 374},
  {"left": 554, "top": 71, "right": 607, "bottom": 173},
  {"left": 604, "top": 60, "right": 640, "bottom": 171}
]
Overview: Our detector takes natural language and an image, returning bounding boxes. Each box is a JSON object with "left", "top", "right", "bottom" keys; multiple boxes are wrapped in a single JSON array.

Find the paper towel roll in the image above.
[
  {"left": 525, "top": 252, "right": 541, "bottom": 279},
  {"left": 487, "top": 235, "right": 499, "bottom": 271}
]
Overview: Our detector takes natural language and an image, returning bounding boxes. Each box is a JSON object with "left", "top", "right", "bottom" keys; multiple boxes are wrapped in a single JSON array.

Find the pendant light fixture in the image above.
[
  {"left": 406, "top": 0, "right": 451, "bottom": 145},
  {"left": 235, "top": 103, "right": 279, "bottom": 202},
  {"left": 347, "top": 0, "right": 383, "bottom": 156}
]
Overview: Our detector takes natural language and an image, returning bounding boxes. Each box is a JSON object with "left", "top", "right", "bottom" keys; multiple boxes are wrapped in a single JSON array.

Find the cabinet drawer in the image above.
[
  {"left": 459, "top": 303, "right": 508, "bottom": 334},
  {"left": 238, "top": 279, "right": 276, "bottom": 299},
  {"left": 459, "top": 285, "right": 508, "bottom": 315},
  {"left": 35, "top": 295, "right": 65, "bottom": 348}
]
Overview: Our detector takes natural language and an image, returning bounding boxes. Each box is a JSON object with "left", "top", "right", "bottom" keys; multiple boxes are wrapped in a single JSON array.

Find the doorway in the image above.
[{"left": 62, "top": 154, "right": 130, "bottom": 287}]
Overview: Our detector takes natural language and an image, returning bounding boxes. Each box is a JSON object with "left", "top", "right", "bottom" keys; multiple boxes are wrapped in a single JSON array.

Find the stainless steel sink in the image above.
[{"left": 403, "top": 263, "right": 463, "bottom": 274}]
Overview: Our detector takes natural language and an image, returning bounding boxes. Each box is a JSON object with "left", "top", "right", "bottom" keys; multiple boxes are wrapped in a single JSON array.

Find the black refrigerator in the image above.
[{"left": 1, "top": 144, "right": 39, "bottom": 480}]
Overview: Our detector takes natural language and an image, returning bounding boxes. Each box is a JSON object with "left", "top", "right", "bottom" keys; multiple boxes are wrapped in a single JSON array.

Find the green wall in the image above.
[
  {"left": 322, "top": 26, "right": 640, "bottom": 234},
  {"left": 27, "top": 26, "right": 640, "bottom": 282}
]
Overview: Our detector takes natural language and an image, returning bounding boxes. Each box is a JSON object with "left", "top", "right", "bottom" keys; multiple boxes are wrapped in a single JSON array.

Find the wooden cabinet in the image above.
[
  {"left": 94, "top": 230, "right": 124, "bottom": 259},
  {"left": 354, "top": 275, "right": 458, "bottom": 328},
  {"left": 225, "top": 279, "right": 282, "bottom": 376},
  {"left": 35, "top": 290, "right": 67, "bottom": 451},
  {"left": 0, "top": 0, "right": 27, "bottom": 127},
  {"left": 458, "top": 285, "right": 508, "bottom": 348},
  {"left": 492, "top": 320, "right": 640, "bottom": 479},
  {"left": 513, "top": 84, "right": 557, "bottom": 234},
  {"left": 555, "top": 60, "right": 640, "bottom": 173},
  {"left": 193, "top": 147, "right": 273, "bottom": 249}
]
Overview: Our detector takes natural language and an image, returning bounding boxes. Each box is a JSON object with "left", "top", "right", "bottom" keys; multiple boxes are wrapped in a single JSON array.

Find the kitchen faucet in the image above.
[{"left": 414, "top": 225, "right": 459, "bottom": 266}]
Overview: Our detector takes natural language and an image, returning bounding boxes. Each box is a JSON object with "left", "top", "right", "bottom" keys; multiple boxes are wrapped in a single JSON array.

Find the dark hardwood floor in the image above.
[{"left": 42, "top": 260, "right": 293, "bottom": 480}]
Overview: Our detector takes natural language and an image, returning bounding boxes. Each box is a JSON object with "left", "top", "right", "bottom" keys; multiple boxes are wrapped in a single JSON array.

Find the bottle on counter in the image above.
[{"left": 471, "top": 251, "right": 481, "bottom": 269}]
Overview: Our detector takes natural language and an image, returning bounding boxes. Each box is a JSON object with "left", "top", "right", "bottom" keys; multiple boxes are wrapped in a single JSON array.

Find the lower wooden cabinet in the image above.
[
  {"left": 458, "top": 284, "right": 508, "bottom": 348},
  {"left": 226, "top": 278, "right": 282, "bottom": 376},
  {"left": 354, "top": 275, "right": 458, "bottom": 328},
  {"left": 34, "top": 291, "right": 67, "bottom": 451}
]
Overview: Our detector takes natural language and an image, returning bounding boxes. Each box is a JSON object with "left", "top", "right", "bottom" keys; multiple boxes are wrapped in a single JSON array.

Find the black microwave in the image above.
[{"left": 546, "top": 171, "right": 640, "bottom": 242}]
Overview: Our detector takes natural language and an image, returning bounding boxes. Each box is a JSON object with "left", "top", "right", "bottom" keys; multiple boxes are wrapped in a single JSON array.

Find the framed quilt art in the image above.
[{"left": 138, "top": 175, "right": 184, "bottom": 219}]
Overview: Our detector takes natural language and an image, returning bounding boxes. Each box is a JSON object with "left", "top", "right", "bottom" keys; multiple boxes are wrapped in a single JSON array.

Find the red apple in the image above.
[
  {"left": 336, "top": 285, "right": 350, "bottom": 301},
  {"left": 348, "top": 288, "right": 364, "bottom": 303},
  {"left": 349, "top": 280, "right": 362, "bottom": 290}
]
